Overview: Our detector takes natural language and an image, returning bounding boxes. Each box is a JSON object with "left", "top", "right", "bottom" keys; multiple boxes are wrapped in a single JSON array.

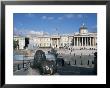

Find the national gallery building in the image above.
[{"left": 14, "top": 24, "right": 97, "bottom": 49}]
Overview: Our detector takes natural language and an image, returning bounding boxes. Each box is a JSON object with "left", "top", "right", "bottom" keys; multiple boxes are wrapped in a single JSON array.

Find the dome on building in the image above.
[{"left": 79, "top": 23, "right": 88, "bottom": 34}]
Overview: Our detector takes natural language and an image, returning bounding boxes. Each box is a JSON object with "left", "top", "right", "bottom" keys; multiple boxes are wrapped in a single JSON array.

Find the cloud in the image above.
[
  {"left": 14, "top": 28, "right": 46, "bottom": 36},
  {"left": 42, "top": 16, "right": 47, "bottom": 19},
  {"left": 77, "top": 14, "right": 83, "bottom": 18},
  {"left": 58, "top": 14, "right": 86, "bottom": 20},
  {"left": 14, "top": 27, "right": 18, "bottom": 35},
  {"left": 48, "top": 17, "right": 54, "bottom": 20},
  {"left": 57, "top": 14, "right": 74, "bottom": 20},
  {"left": 19, "top": 23, "right": 23, "bottom": 26},
  {"left": 28, "top": 30, "right": 49, "bottom": 35},
  {"left": 65, "top": 14, "right": 74, "bottom": 19},
  {"left": 14, "top": 27, "right": 31, "bottom": 36},
  {"left": 58, "top": 17, "right": 63, "bottom": 20},
  {"left": 26, "top": 13, "right": 35, "bottom": 18},
  {"left": 29, "top": 30, "right": 43, "bottom": 35},
  {"left": 41, "top": 16, "right": 54, "bottom": 20}
]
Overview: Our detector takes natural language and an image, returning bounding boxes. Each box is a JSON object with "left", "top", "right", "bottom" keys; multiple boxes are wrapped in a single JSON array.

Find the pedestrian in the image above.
[
  {"left": 92, "top": 60, "right": 94, "bottom": 64},
  {"left": 61, "top": 59, "right": 64, "bottom": 66},
  {"left": 70, "top": 52, "right": 71, "bottom": 55},
  {"left": 74, "top": 59, "right": 76, "bottom": 65}
]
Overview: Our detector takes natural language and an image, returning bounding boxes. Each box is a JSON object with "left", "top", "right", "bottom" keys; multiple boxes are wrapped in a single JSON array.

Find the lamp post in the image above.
[
  {"left": 23, "top": 51, "right": 26, "bottom": 68},
  {"left": 23, "top": 54, "right": 24, "bottom": 68},
  {"left": 94, "top": 52, "right": 97, "bottom": 74}
]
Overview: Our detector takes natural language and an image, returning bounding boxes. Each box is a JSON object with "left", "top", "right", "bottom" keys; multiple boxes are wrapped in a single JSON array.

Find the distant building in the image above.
[
  {"left": 14, "top": 36, "right": 25, "bottom": 49},
  {"left": 14, "top": 24, "right": 97, "bottom": 49}
]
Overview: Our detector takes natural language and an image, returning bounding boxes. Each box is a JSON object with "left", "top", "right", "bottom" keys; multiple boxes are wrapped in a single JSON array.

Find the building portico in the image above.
[
  {"left": 73, "top": 36, "right": 97, "bottom": 49},
  {"left": 51, "top": 36, "right": 60, "bottom": 48}
]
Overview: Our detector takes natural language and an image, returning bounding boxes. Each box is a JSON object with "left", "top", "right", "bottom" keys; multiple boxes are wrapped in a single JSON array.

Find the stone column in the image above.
[
  {"left": 74, "top": 37, "right": 75, "bottom": 46},
  {"left": 93, "top": 38, "right": 94, "bottom": 46},
  {"left": 91, "top": 37, "right": 92, "bottom": 46},
  {"left": 57, "top": 39, "right": 58, "bottom": 47},
  {"left": 85, "top": 37, "right": 86, "bottom": 46},
  {"left": 94, "top": 37, "right": 96, "bottom": 46},
  {"left": 91, "top": 37, "right": 93, "bottom": 46},
  {"left": 78, "top": 37, "right": 80, "bottom": 46},
  {"left": 92, "top": 37, "right": 93, "bottom": 46},
  {"left": 90, "top": 37, "right": 91, "bottom": 46},
  {"left": 87, "top": 37, "right": 88, "bottom": 46},
  {"left": 52, "top": 38, "right": 53, "bottom": 47},
  {"left": 86, "top": 37, "right": 87, "bottom": 46},
  {"left": 82, "top": 37, "right": 83, "bottom": 46},
  {"left": 50, "top": 38, "right": 51, "bottom": 47},
  {"left": 56, "top": 38, "right": 58, "bottom": 48},
  {"left": 79, "top": 37, "right": 81, "bottom": 46},
  {"left": 50, "top": 38, "right": 52, "bottom": 47},
  {"left": 77, "top": 37, "right": 78, "bottom": 46}
]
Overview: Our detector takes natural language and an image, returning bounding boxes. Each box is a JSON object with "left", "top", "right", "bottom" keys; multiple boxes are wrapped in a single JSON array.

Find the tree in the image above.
[
  {"left": 33, "top": 50, "right": 46, "bottom": 68},
  {"left": 13, "top": 40, "right": 19, "bottom": 49}
]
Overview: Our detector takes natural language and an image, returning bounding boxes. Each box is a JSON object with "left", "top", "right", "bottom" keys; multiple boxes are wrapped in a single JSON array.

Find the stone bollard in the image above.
[
  {"left": 17, "top": 64, "right": 20, "bottom": 70},
  {"left": 87, "top": 60, "right": 89, "bottom": 65},
  {"left": 74, "top": 59, "right": 76, "bottom": 65},
  {"left": 68, "top": 61, "right": 71, "bottom": 66},
  {"left": 74, "top": 53, "right": 75, "bottom": 56},
  {"left": 81, "top": 60, "right": 83, "bottom": 65}
]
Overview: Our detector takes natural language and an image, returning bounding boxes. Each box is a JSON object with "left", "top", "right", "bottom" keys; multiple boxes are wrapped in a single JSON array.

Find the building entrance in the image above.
[{"left": 51, "top": 38, "right": 60, "bottom": 48}]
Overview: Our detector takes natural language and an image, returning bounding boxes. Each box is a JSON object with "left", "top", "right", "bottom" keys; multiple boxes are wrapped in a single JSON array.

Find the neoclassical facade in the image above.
[
  {"left": 14, "top": 24, "right": 97, "bottom": 49},
  {"left": 71, "top": 24, "right": 97, "bottom": 49},
  {"left": 28, "top": 24, "right": 97, "bottom": 49}
]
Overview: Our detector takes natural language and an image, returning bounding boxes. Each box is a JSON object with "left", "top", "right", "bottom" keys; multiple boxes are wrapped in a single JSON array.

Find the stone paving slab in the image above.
[{"left": 14, "top": 67, "right": 40, "bottom": 75}]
